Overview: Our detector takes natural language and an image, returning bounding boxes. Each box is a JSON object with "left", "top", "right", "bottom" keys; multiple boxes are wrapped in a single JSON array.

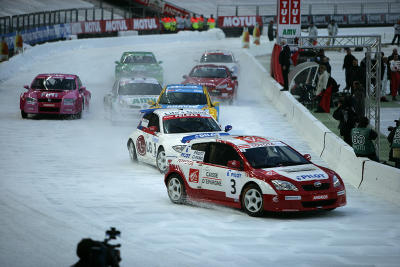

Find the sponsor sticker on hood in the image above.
[{"left": 263, "top": 164, "right": 329, "bottom": 182}]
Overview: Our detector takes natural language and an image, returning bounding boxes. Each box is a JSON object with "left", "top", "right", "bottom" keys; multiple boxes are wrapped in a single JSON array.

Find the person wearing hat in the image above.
[
  {"left": 351, "top": 116, "right": 379, "bottom": 162},
  {"left": 388, "top": 118, "right": 400, "bottom": 168}
]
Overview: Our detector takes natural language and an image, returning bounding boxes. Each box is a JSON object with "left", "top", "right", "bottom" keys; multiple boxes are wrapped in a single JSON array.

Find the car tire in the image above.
[
  {"left": 241, "top": 184, "right": 264, "bottom": 217},
  {"left": 21, "top": 110, "right": 27, "bottom": 119},
  {"left": 167, "top": 174, "right": 186, "bottom": 204},
  {"left": 128, "top": 140, "right": 137, "bottom": 162},
  {"left": 156, "top": 147, "right": 168, "bottom": 173}
]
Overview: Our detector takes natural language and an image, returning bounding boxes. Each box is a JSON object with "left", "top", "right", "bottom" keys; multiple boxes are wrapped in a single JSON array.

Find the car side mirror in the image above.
[
  {"left": 24, "top": 85, "right": 29, "bottom": 90},
  {"left": 225, "top": 125, "right": 232, "bottom": 132},
  {"left": 303, "top": 154, "right": 311, "bottom": 161},
  {"left": 115, "top": 61, "right": 121, "bottom": 64},
  {"left": 80, "top": 86, "right": 86, "bottom": 91},
  {"left": 148, "top": 100, "right": 156, "bottom": 106},
  {"left": 227, "top": 160, "right": 241, "bottom": 169},
  {"left": 182, "top": 75, "right": 188, "bottom": 79},
  {"left": 149, "top": 126, "right": 158, "bottom": 132},
  {"left": 212, "top": 101, "right": 220, "bottom": 107},
  {"left": 232, "top": 76, "right": 237, "bottom": 80},
  {"left": 158, "top": 61, "right": 163, "bottom": 64}
]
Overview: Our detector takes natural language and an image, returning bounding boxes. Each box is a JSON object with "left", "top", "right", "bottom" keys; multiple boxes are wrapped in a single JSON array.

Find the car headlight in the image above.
[
  {"left": 271, "top": 180, "right": 298, "bottom": 191},
  {"left": 26, "top": 97, "right": 37, "bottom": 104},
  {"left": 333, "top": 175, "right": 341, "bottom": 187},
  {"left": 172, "top": 145, "right": 186, "bottom": 153},
  {"left": 216, "top": 83, "right": 228, "bottom": 89},
  {"left": 63, "top": 98, "right": 75, "bottom": 105}
]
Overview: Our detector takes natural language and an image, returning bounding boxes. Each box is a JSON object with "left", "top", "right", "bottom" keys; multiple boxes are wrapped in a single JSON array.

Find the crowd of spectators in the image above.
[{"left": 160, "top": 14, "right": 216, "bottom": 33}]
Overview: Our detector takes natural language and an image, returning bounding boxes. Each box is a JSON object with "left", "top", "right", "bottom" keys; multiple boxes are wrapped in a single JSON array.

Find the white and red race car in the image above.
[
  {"left": 165, "top": 135, "right": 346, "bottom": 216},
  {"left": 127, "top": 108, "right": 232, "bottom": 173}
]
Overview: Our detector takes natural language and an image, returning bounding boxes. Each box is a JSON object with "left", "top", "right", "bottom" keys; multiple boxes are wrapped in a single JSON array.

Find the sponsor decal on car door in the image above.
[{"left": 200, "top": 165, "right": 226, "bottom": 200}]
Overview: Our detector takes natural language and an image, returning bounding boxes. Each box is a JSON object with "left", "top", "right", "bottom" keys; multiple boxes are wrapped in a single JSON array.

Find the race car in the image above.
[
  {"left": 127, "top": 108, "right": 232, "bottom": 173},
  {"left": 115, "top": 51, "right": 163, "bottom": 84},
  {"left": 165, "top": 135, "right": 346, "bottom": 216},
  {"left": 104, "top": 77, "right": 162, "bottom": 122},
  {"left": 182, "top": 64, "right": 238, "bottom": 103},
  {"left": 150, "top": 84, "right": 220, "bottom": 121},
  {"left": 20, "top": 73, "right": 91, "bottom": 119},
  {"left": 198, "top": 50, "right": 239, "bottom": 77}
]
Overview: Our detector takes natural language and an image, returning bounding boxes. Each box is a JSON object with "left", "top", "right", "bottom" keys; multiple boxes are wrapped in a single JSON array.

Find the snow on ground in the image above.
[{"left": 1, "top": 28, "right": 400, "bottom": 267}]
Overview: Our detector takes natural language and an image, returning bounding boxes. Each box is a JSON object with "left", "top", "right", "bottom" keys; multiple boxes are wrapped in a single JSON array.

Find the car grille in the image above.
[
  {"left": 39, "top": 107, "right": 60, "bottom": 112},
  {"left": 38, "top": 98, "right": 62, "bottom": 103},
  {"left": 302, "top": 183, "right": 330, "bottom": 191},
  {"left": 301, "top": 199, "right": 337, "bottom": 208}
]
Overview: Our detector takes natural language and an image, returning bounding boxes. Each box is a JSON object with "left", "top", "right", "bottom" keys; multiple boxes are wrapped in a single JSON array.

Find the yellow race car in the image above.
[{"left": 149, "top": 84, "right": 220, "bottom": 120}]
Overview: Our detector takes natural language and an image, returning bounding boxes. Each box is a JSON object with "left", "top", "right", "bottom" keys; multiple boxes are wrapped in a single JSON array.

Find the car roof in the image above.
[
  {"left": 122, "top": 51, "right": 154, "bottom": 56},
  {"left": 203, "top": 50, "right": 234, "bottom": 56},
  {"left": 119, "top": 77, "right": 160, "bottom": 85},
  {"left": 187, "top": 135, "right": 285, "bottom": 148},
  {"left": 151, "top": 108, "right": 212, "bottom": 118},
  {"left": 165, "top": 84, "right": 204, "bottom": 93},
  {"left": 193, "top": 64, "right": 229, "bottom": 70},
  {"left": 35, "top": 73, "right": 77, "bottom": 79}
]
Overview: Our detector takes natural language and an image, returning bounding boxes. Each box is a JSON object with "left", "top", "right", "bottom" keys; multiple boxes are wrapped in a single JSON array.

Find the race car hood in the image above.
[
  {"left": 258, "top": 164, "right": 330, "bottom": 182},
  {"left": 117, "top": 95, "right": 158, "bottom": 109},
  {"left": 183, "top": 77, "right": 230, "bottom": 87},
  {"left": 27, "top": 90, "right": 74, "bottom": 99}
]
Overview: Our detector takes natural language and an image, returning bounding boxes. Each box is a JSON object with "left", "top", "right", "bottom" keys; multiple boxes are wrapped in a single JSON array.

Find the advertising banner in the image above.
[
  {"left": 348, "top": 14, "right": 365, "bottom": 24},
  {"left": 217, "top": 16, "right": 263, "bottom": 28},
  {"left": 163, "top": 3, "right": 189, "bottom": 16},
  {"left": 70, "top": 18, "right": 160, "bottom": 34},
  {"left": 277, "top": 0, "right": 301, "bottom": 40},
  {"left": 367, "top": 14, "right": 385, "bottom": 24}
]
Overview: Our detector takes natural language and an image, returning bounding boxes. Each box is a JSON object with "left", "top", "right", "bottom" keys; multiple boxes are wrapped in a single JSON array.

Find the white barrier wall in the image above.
[{"left": 244, "top": 50, "right": 400, "bottom": 205}]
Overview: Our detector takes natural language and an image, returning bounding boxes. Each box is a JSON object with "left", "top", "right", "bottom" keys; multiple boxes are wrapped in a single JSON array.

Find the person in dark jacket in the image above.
[
  {"left": 279, "top": 40, "right": 291, "bottom": 91},
  {"left": 268, "top": 20, "right": 274, "bottom": 41},
  {"left": 351, "top": 117, "right": 379, "bottom": 161},
  {"left": 388, "top": 118, "right": 400, "bottom": 168},
  {"left": 349, "top": 59, "right": 364, "bottom": 94},
  {"left": 333, "top": 95, "right": 358, "bottom": 145},
  {"left": 342, "top": 48, "right": 356, "bottom": 91}
]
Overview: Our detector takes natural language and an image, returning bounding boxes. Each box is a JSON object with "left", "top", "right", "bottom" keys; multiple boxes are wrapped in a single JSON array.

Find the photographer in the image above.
[
  {"left": 351, "top": 117, "right": 379, "bottom": 162},
  {"left": 388, "top": 119, "right": 400, "bottom": 168},
  {"left": 333, "top": 95, "right": 357, "bottom": 145}
]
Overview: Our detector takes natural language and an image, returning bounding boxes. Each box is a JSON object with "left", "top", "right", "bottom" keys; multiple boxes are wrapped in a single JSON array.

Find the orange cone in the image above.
[
  {"left": 242, "top": 27, "right": 249, "bottom": 48},
  {"left": 253, "top": 24, "right": 260, "bottom": 45}
]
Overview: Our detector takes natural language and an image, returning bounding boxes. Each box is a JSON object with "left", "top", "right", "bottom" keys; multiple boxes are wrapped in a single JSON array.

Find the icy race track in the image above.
[{"left": 0, "top": 31, "right": 399, "bottom": 267}]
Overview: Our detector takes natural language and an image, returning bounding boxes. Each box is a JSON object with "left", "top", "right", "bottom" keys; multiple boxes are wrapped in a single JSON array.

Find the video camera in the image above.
[{"left": 73, "top": 227, "right": 121, "bottom": 267}]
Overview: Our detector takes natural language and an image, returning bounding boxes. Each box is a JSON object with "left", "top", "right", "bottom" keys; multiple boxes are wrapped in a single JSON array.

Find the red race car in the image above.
[
  {"left": 20, "top": 73, "right": 91, "bottom": 119},
  {"left": 182, "top": 64, "right": 238, "bottom": 104}
]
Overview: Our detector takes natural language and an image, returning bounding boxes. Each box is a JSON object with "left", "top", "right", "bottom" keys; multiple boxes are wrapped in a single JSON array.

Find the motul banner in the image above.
[
  {"left": 163, "top": 3, "right": 189, "bottom": 16},
  {"left": 218, "top": 16, "right": 263, "bottom": 28},
  {"left": 277, "top": 0, "right": 301, "bottom": 40},
  {"left": 70, "top": 18, "right": 160, "bottom": 34}
]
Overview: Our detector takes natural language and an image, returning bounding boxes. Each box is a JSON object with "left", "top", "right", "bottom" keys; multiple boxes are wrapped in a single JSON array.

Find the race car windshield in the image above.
[
  {"left": 200, "top": 54, "right": 233, "bottom": 63},
  {"left": 31, "top": 78, "right": 76, "bottom": 90},
  {"left": 123, "top": 55, "right": 156, "bottom": 64},
  {"left": 163, "top": 117, "right": 221, "bottom": 133},
  {"left": 118, "top": 83, "right": 162, "bottom": 95},
  {"left": 190, "top": 67, "right": 228, "bottom": 78},
  {"left": 158, "top": 92, "right": 207, "bottom": 105},
  {"left": 243, "top": 145, "right": 309, "bottom": 168}
]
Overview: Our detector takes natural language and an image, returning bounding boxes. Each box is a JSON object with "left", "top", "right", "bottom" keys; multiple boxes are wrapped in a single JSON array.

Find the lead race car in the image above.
[
  {"left": 127, "top": 108, "right": 232, "bottom": 173},
  {"left": 104, "top": 77, "right": 162, "bottom": 122},
  {"left": 165, "top": 135, "right": 346, "bottom": 216},
  {"left": 20, "top": 73, "right": 91, "bottom": 119},
  {"left": 150, "top": 84, "right": 220, "bottom": 120}
]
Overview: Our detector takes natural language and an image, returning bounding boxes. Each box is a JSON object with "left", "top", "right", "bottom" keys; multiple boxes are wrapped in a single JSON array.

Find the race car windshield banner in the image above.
[{"left": 277, "top": 0, "right": 301, "bottom": 41}]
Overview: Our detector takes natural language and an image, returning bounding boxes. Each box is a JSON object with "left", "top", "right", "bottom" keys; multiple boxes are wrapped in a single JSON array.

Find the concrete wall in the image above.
[{"left": 245, "top": 50, "right": 400, "bottom": 205}]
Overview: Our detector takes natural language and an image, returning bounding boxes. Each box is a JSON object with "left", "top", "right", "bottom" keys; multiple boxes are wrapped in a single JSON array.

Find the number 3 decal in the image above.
[{"left": 230, "top": 179, "right": 236, "bottom": 194}]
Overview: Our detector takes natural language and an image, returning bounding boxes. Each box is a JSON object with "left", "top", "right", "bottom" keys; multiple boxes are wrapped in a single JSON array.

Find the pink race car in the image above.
[
  {"left": 20, "top": 74, "right": 91, "bottom": 119},
  {"left": 182, "top": 64, "right": 238, "bottom": 104}
]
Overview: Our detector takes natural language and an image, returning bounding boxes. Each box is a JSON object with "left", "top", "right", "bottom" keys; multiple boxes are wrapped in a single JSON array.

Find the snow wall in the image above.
[{"left": 244, "top": 50, "right": 400, "bottom": 205}]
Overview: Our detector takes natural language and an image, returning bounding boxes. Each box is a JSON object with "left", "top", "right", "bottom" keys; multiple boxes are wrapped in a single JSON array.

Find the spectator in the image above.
[
  {"left": 342, "top": 48, "right": 356, "bottom": 91},
  {"left": 198, "top": 15, "right": 205, "bottom": 31},
  {"left": 321, "top": 56, "right": 331, "bottom": 74},
  {"left": 391, "top": 20, "right": 400, "bottom": 46},
  {"left": 15, "top": 31, "right": 23, "bottom": 54},
  {"left": 333, "top": 95, "right": 357, "bottom": 145},
  {"left": 349, "top": 59, "right": 364, "bottom": 94},
  {"left": 352, "top": 81, "right": 366, "bottom": 121},
  {"left": 381, "top": 56, "right": 389, "bottom": 102},
  {"left": 351, "top": 117, "right": 379, "bottom": 162},
  {"left": 207, "top": 14, "right": 216, "bottom": 30},
  {"left": 268, "top": 20, "right": 274, "bottom": 41},
  {"left": 327, "top": 19, "right": 338, "bottom": 45},
  {"left": 315, "top": 64, "right": 330, "bottom": 112},
  {"left": 387, "top": 118, "right": 400, "bottom": 168},
  {"left": 389, "top": 53, "right": 400, "bottom": 101},
  {"left": 191, "top": 14, "right": 199, "bottom": 30},
  {"left": 308, "top": 22, "right": 318, "bottom": 45},
  {"left": 176, "top": 15, "right": 185, "bottom": 31},
  {"left": 279, "top": 40, "right": 291, "bottom": 91},
  {"left": 184, "top": 14, "right": 192, "bottom": 30},
  {"left": 1, "top": 36, "right": 8, "bottom": 62}
]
